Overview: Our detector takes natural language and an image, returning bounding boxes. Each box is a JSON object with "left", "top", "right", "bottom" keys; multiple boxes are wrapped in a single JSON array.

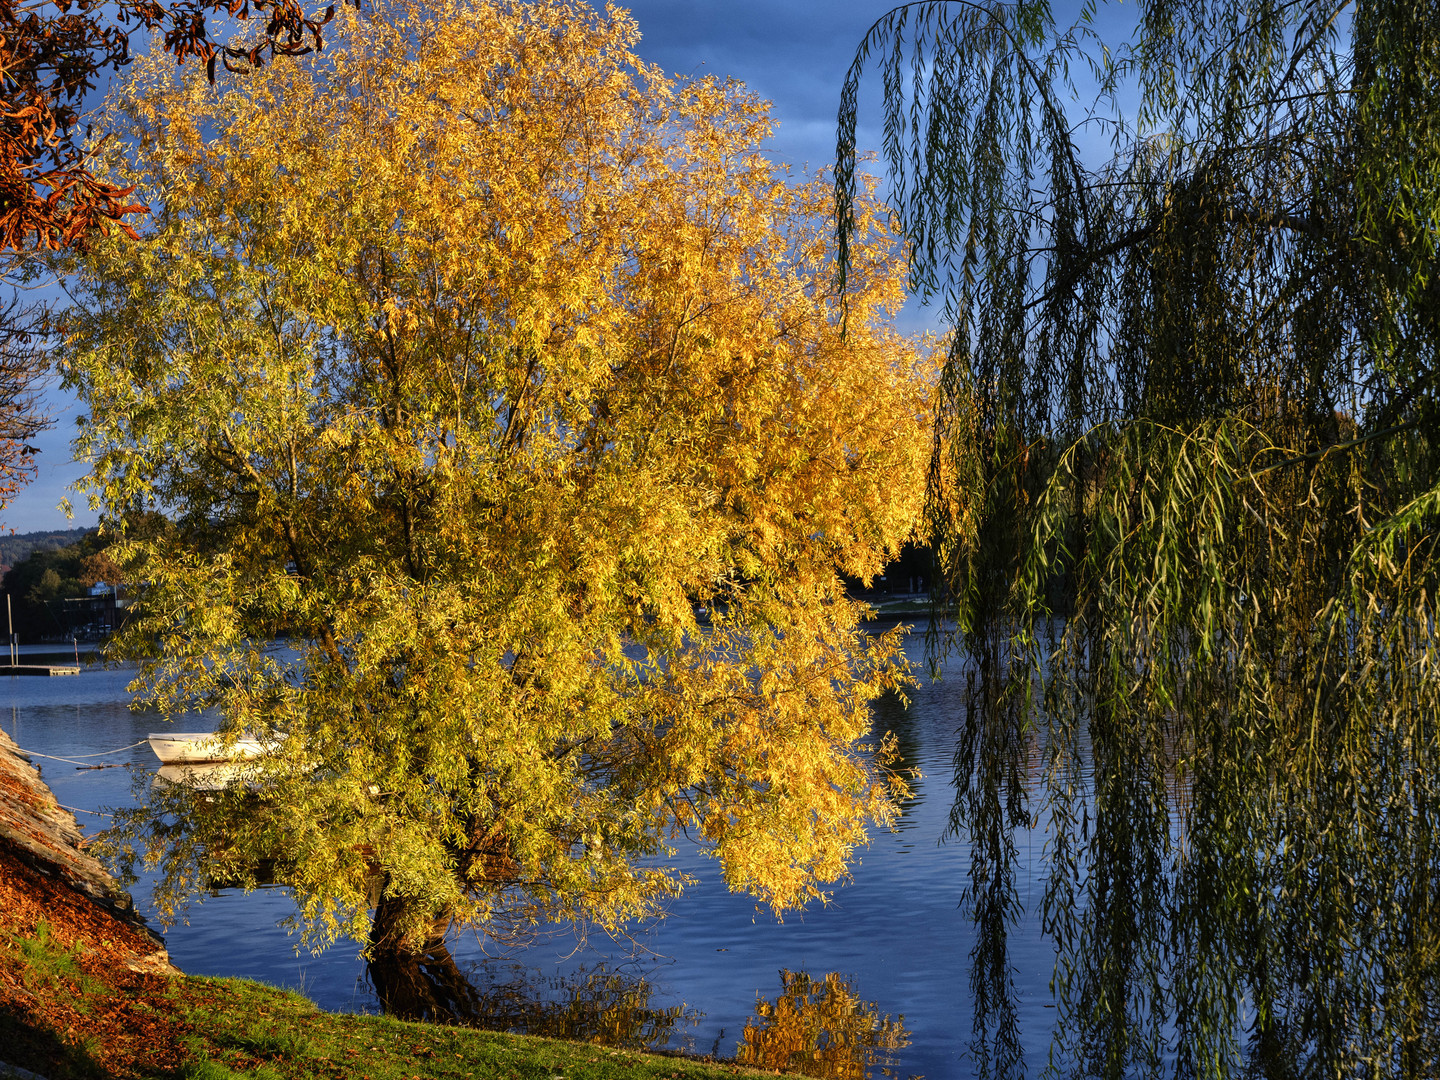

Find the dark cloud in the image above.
[{"left": 623, "top": 0, "right": 889, "bottom": 171}]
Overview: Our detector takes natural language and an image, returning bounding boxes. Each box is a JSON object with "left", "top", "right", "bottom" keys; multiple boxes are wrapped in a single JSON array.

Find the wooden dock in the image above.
[{"left": 1, "top": 664, "right": 81, "bottom": 676}]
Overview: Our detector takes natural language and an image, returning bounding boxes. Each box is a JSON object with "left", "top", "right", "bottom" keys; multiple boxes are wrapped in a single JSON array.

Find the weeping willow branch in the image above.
[{"left": 839, "top": 0, "right": 1440, "bottom": 1075}]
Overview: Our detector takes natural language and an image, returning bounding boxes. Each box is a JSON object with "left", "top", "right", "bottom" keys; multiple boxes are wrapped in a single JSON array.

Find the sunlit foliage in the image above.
[
  {"left": 64, "top": 0, "right": 933, "bottom": 955},
  {"left": 839, "top": 0, "right": 1440, "bottom": 1076}
]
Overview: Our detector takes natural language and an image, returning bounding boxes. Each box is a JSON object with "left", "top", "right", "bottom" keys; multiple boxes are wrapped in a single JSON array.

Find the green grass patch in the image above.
[
  {"left": 11, "top": 920, "right": 109, "bottom": 1003},
  {"left": 171, "top": 976, "right": 773, "bottom": 1080}
]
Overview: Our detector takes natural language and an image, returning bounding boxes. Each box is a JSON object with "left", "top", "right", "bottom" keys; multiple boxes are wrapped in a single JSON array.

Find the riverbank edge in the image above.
[
  {"left": 0, "top": 730, "right": 776, "bottom": 1080},
  {"left": 1, "top": 904, "right": 777, "bottom": 1080}
]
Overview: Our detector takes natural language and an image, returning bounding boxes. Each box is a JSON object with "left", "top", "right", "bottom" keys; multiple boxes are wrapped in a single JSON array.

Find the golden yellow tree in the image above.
[{"left": 64, "top": 0, "right": 933, "bottom": 955}]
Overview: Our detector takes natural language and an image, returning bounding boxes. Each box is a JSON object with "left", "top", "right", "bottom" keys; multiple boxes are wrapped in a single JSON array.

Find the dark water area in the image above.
[{"left": 2, "top": 634, "right": 1059, "bottom": 1079}]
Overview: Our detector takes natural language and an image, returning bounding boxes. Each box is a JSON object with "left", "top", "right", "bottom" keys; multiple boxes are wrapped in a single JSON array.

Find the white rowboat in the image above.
[{"left": 147, "top": 733, "right": 266, "bottom": 765}]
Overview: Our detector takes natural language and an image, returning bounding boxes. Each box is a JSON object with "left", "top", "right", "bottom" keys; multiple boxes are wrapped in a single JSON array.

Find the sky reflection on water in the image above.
[{"left": 2, "top": 632, "right": 1059, "bottom": 1079}]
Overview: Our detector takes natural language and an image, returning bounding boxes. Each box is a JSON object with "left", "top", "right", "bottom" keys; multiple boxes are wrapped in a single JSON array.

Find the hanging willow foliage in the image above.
[{"left": 838, "top": 0, "right": 1440, "bottom": 1076}]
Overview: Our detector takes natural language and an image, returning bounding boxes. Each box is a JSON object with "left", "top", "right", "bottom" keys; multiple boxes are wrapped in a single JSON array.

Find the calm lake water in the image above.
[{"left": 3, "top": 631, "right": 1060, "bottom": 1079}]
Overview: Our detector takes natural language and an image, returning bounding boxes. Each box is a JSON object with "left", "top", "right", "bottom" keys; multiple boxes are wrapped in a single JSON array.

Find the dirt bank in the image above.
[{"left": 0, "top": 727, "right": 200, "bottom": 1077}]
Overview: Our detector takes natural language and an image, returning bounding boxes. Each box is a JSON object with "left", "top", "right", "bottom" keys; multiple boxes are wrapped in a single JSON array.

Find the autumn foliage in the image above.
[{"left": 63, "top": 0, "right": 934, "bottom": 953}]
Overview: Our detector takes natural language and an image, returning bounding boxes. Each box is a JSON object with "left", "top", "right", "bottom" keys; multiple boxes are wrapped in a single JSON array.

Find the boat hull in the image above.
[{"left": 147, "top": 733, "right": 265, "bottom": 764}]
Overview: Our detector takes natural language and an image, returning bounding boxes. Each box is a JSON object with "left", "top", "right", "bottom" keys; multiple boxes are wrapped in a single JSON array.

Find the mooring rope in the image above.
[{"left": 14, "top": 739, "right": 150, "bottom": 768}]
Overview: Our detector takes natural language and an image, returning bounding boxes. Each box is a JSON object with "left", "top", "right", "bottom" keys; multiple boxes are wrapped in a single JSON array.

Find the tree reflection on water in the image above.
[
  {"left": 737, "top": 970, "right": 910, "bottom": 1079},
  {"left": 366, "top": 943, "right": 699, "bottom": 1050},
  {"left": 369, "top": 947, "right": 910, "bottom": 1079}
]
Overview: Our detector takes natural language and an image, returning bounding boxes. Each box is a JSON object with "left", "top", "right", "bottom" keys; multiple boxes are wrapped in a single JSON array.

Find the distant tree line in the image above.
[
  {"left": 1, "top": 530, "right": 120, "bottom": 640},
  {"left": 0, "top": 527, "right": 92, "bottom": 576}
]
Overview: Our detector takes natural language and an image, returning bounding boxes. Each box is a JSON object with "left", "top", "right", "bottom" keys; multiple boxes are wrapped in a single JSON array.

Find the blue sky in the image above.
[{"left": 5, "top": 0, "right": 1118, "bottom": 534}]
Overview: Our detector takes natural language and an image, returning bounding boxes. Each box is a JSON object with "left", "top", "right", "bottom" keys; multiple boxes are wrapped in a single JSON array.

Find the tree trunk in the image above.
[{"left": 367, "top": 890, "right": 471, "bottom": 1022}]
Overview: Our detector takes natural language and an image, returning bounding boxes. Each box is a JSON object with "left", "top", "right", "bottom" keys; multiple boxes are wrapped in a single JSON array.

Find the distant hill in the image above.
[{"left": 0, "top": 528, "right": 95, "bottom": 576}]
